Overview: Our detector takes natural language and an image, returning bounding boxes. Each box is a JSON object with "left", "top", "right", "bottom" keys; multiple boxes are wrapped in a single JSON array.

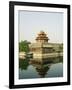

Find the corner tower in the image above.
[{"left": 35, "top": 31, "right": 49, "bottom": 43}]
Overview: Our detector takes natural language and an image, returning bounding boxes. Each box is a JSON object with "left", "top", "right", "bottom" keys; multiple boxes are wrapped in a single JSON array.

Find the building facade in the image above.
[{"left": 29, "top": 31, "right": 63, "bottom": 59}]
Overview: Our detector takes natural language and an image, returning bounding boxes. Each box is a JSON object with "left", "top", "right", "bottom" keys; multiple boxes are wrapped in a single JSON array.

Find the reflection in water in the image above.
[
  {"left": 19, "top": 57, "right": 63, "bottom": 79},
  {"left": 19, "top": 58, "right": 29, "bottom": 70},
  {"left": 35, "top": 65, "right": 50, "bottom": 78}
]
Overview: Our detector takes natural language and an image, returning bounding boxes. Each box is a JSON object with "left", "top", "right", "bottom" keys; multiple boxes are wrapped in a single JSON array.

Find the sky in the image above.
[{"left": 19, "top": 10, "right": 63, "bottom": 43}]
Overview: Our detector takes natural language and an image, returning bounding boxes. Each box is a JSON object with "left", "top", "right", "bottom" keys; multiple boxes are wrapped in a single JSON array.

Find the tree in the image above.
[
  {"left": 19, "top": 40, "right": 30, "bottom": 53},
  {"left": 59, "top": 43, "right": 63, "bottom": 52}
]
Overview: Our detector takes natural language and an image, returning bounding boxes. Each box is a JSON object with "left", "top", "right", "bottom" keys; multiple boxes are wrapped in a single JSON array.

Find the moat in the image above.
[{"left": 19, "top": 56, "right": 63, "bottom": 79}]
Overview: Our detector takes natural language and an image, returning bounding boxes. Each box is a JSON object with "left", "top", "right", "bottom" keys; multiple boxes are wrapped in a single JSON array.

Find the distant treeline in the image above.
[{"left": 19, "top": 40, "right": 30, "bottom": 52}]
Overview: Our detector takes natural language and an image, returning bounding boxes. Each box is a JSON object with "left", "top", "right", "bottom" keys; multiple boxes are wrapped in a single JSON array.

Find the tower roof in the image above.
[{"left": 36, "top": 31, "right": 49, "bottom": 42}]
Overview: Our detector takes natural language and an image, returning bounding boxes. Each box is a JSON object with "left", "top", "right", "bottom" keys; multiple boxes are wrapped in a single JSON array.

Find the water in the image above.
[{"left": 19, "top": 57, "right": 63, "bottom": 79}]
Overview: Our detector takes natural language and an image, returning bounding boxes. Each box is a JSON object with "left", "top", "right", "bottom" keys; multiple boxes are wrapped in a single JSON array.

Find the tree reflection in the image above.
[{"left": 19, "top": 58, "right": 29, "bottom": 70}]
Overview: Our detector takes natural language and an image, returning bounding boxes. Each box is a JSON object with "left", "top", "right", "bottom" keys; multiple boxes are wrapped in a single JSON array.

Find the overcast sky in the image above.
[{"left": 19, "top": 10, "right": 63, "bottom": 43}]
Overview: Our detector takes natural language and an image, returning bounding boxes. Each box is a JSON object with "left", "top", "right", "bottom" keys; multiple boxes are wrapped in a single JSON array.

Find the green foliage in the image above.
[
  {"left": 19, "top": 58, "right": 29, "bottom": 70},
  {"left": 60, "top": 44, "right": 63, "bottom": 49},
  {"left": 59, "top": 44, "right": 63, "bottom": 52},
  {"left": 19, "top": 40, "right": 30, "bottom": 52}
]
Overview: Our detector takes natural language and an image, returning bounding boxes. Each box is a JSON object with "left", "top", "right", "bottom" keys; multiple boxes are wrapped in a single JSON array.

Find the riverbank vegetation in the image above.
[{"left": 19, "top": 40, "right": 30, "bottom": 53}]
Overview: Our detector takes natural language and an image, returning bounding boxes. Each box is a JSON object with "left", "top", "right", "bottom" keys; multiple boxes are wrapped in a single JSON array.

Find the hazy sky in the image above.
[{"left": 19, "top": 10, "right": 63, "bottom": 43}]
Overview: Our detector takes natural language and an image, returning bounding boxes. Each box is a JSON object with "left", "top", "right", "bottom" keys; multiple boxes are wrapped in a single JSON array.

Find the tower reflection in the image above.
[
  {"left": 29, "top": 57, "right": 63, "bottom": 78},
  {"left": 19, "top": 57, "right": 63, "bottom": 78}
]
